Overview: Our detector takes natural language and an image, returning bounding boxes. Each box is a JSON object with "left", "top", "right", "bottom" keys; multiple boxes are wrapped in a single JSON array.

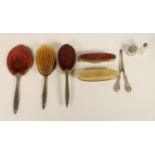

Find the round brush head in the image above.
[
  {"left": 35, "top": 44, "right": 56, "bottom": 76},
  {"left": 7, "top": 44, "right": 33, "bottom": 75}
]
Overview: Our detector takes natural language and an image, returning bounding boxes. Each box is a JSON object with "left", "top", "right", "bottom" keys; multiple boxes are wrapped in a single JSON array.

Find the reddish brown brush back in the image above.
[
  {"left": 7, "top": 44, "right": 33, "bottom": 75},
  {"left": 58, "top": 44, "right": 76, "bottom": 70},
  {"left": 78, "top": 53, "right": 116, "bottom": 61}
]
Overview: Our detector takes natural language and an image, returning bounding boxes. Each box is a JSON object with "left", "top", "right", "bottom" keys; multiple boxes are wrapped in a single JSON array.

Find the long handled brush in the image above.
[
  {"left": 7, "top": 44, "right": 33, "bottom": 114},
  {"left": 58, "top": 44, "right": 76, "bottom": 107},
  {"left": 36, "top": 44, "right": 56, "bottom": 109}
]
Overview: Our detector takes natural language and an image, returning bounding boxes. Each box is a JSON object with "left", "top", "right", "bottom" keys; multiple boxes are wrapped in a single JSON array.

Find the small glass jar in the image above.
[
  {"left": 127, "top": 44, "right": 138, "bottom": 56},
  {"left": 124, "top": 43, "right": 148, "bottom": 56}
]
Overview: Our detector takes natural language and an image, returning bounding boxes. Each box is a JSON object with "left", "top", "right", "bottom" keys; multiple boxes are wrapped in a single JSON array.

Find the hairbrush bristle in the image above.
[
  {"left": 76, "top": 68, "right": 119, "bottom": 81},
  {"left": 36, "top": 44, "right": 56, "bottom": 75}
]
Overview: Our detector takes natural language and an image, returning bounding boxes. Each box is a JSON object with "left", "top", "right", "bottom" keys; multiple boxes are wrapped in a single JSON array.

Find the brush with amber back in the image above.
[{"left": 36, "top": 44, "right": 56, "bottom": 109}]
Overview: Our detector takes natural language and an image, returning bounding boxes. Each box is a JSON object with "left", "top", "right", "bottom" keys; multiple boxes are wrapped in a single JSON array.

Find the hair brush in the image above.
[
  {"left": 35, "top": 44, "right": 56, "bottom": 109},
  {"left": 58, "top": 44, "right": 76, "bottom": 107},
  {"left": 78, "top": 53, "right": 116, "bottom": 63},
  {"left": 7, "top": 44, "right": 33, "bottom": 114},
  {"left": 74, "top": 68, "right": 119, "bottom": 82}
]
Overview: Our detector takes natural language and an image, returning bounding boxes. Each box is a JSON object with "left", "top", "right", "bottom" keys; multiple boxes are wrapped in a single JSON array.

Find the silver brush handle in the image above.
[
  {"left": 42, "top": 76, "right": 48, "bottom": 109},
  {"left": 65, "top": 70, "right": 69, "bottom": 107},
  {"left": 113, "top": 74, "right": 121, "bottom": 92},
  {"left": 14, "top": 74, "right": 21, "bottom": 114},
  {"left": 123, "top": 73, "right": 132, "bottom": 92}
]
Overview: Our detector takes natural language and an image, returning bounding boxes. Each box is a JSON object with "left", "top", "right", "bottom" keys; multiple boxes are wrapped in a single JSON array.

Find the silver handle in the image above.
[
  {"left": 113, "top": 74, "right": 121, "bottom": 92},
  {"left": 14, "top": 74, "right": 21, "bottom": 114},
  {"left": 42, "top": 76, "right": 48, "bottom": 109},
  {"left": 123, "top": 73, "right": 132, "bottom": 92},
  {"left": 65, "top": 70, "right": 69, "bottom": 107}
]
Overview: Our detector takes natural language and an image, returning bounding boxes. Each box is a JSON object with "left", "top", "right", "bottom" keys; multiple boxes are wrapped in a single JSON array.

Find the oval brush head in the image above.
[
  {"left": 58, "top": 44, "right": 76, "bottom": 71},
  {"left": 35, "top": 44, "right": 56, "bottom": 76}
]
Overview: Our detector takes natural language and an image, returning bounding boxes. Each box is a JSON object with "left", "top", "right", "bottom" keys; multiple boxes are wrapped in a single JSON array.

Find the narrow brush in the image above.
[
  {"left": 78, "top": 53, "right": 116, "bottom": 63},
  {"left": 74, "top": 68, "right": 119, "bottom": 82},
  {"left": 58, "top": 44, "right": 76, "bottom": 107}
]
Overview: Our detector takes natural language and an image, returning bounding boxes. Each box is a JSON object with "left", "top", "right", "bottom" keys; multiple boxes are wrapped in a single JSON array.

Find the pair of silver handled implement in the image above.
[{"left": 113, "top": 49, "right": 132, "bottom": 92}]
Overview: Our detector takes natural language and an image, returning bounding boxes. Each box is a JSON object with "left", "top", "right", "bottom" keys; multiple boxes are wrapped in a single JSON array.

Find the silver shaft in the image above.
[
  {"left": 14, "top": 74, "right": 21, "bottom": 114},
  {"left": 114, "top": 49, "right": 132, "bottom": 92},
  {"left": 113, "top": 74, "right": 121, "bottom": 92},
  {"left": 65, "top": 70, "right": 69, "bottom": 107},
  {"left": 113, "top": 50, "right": 122, "bottom": 92},
  {"left": 42, "top": 76, "right": 48, "bottom": 109},
  {"left": 120, "top": 50, "right": 132, "bottom": 92}
]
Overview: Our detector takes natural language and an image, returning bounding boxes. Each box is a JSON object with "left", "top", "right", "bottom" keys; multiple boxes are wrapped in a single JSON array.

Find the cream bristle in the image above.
[
  {"left": 75, "top": 68, "right": 119, "bottom": 82},
  {"left": 36, "top": 44, "right": 56, "bottom": 75}
]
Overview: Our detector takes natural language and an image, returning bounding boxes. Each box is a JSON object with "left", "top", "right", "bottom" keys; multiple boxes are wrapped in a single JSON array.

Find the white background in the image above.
[
  {"left": 0, "top": 33, "right": 155, "bottom": 121},
  {"left": 0, "top": 0, "right": 155, "bottom": 155}
]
